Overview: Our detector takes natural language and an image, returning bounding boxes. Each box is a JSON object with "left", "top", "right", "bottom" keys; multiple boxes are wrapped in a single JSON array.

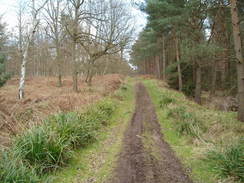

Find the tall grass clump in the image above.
[
  {"left": 0, "top": 151, "right": 40, "bottom": 183},
  {"left": 206, "top": 139, "right": 244, "bottom": 182},
  {"left": 14, "top": 125, "right": 72, "bottom": 174},
  {"left": 167, "top": 106, "right": 206, "bottom": 138},
  {"left": 159, "top": 95, "right": 175, "bottom": 108}
]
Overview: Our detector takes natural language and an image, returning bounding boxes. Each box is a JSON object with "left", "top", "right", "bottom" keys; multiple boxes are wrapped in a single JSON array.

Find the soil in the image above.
[{"left": 109, "top": 83, "right": 193, "bottom": 183}]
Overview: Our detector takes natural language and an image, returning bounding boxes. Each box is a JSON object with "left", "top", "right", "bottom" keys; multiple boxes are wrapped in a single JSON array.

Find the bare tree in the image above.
[
  {"left": 64, "top": 0, "right": 86, "bottom": 92},
  {"left": 18, "top": 0, "right": 48, "bottom": 99},
  {"left": 79, "top": 0, "right": 135, "bottom": 85},
  {"left": 44, "top": 0, "right": 65, "bottom": 87}
]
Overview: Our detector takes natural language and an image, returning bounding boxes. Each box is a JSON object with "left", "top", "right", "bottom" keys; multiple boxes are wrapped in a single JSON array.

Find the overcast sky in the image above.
[{"left": 0, "top": 0, "right": 147, "bottom": 38}]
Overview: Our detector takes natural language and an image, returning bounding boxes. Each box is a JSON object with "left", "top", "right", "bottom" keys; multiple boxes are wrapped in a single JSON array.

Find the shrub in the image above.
[
  {"left": 0, "top": 151, "right": 39, "bottom": 183},
  {"left": 206, "top": 139, "right": 244, "bottom": 182},
  {"left": 167, "top": 106, "right": 206, "bottom": 138}
]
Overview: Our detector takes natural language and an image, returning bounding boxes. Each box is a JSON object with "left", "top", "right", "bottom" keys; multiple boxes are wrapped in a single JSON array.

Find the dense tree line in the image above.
[{"left": 130, "top": 0, "right": 244, "bottom": 121}]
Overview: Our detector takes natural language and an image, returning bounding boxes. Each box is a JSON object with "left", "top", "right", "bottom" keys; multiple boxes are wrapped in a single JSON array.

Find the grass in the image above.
[
  {"left": 142, "top": 78, "right": 244, "bottom": 183},
  {"left": 0, "top": 151, "right": 40, "bottom": 183},
  {"left": 206, "top": 139, "right": 244, "bottom": 182},
  {"left": 44, "top": 78, "right": 135, "bottom": 183},
  {"left": 0, "top": 81, "right": 125, "bottom": 182},
  {"left": 166, "top": 106, "right": 206, "bottom": 138}
]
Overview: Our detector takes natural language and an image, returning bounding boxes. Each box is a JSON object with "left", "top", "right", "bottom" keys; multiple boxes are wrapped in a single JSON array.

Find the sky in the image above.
[
  {"left": 0, "top": 0, "right": 147, "bottom": 37},
  {"left": 0, "top": 0, "right": 18, "bottom": 31}
]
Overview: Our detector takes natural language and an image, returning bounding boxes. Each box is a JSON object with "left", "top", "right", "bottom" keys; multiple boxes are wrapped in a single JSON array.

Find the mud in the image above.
[{"left": 109, "top": 83, "right": 193, "bottom": 183}]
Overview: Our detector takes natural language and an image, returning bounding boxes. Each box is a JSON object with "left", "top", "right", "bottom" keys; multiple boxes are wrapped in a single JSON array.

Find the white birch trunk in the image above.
[
  {"left": 18, "top": 0, "right": 40, "bottom": 99},
  {"left": 18, "top": 30, "right": 35, "bottom": 99}
]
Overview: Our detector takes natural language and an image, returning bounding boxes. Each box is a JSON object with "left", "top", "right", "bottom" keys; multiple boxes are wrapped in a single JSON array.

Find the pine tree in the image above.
[{"left": 0, "top": 17, "right": 10, "bottom": 87}]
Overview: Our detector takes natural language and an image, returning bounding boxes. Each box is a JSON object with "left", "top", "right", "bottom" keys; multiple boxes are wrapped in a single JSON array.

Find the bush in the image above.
[
  {"left": 0, "top": 151, "right": 39, "bottom": 183},
  {"left": 206, "top": 140, "right": 244, "bottom": 182},
  {"left": 167, "top": 106, "right": 206, "bottom": 138}
]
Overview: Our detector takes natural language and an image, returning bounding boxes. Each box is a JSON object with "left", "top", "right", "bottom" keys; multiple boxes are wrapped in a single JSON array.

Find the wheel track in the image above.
[{"left": 108, "top": 83, "right": 193, "bottom": 183}]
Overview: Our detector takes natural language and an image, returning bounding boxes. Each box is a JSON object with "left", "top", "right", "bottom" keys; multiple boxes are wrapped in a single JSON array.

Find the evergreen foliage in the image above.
[
  {"left": 130, "top": 0, "right": 243, "bottom": 100},
  {"left": 0, "top": 18, "right": 10, "bottom": 87}
]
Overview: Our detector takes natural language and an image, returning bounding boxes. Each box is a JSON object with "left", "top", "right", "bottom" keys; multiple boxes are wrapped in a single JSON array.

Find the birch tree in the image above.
[{"left": 18, "top": 0, "right": 48, "bottom": 99}]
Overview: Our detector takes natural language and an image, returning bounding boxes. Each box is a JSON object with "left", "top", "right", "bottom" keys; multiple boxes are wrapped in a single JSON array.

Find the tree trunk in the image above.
[
  {"left": 195, "top": 65, "right": 202, "bottom": 104},
  {"left": 210, "top": 61, "right": 217, "bottom": 96},
  {"left": 87, "top": 68, "right": 94, "bottom": 86},
  {"left": 103, "top": 56, "right": 109, "bottom": 75},
  {"left": 19, "top": 44, "right": 29, "bottom": 99},
  {"left": 56, "top": 46, "right": 62, "bottom": 87},
  {"left": 156, "top": 55, "right": 161, "bottom": 79},
  {"left": 230, "top": 0, "right": 244, "bottom": 122},
  {"left": 175, "top": 36, "right": 183, "bottom": 91},
  {"left": 162, "top": 36, "right": 166, "bottom": 80},
  {"left": 19, "top": 0, "right": 37, "bottom": 99},
  {"left": 72, "top": 41, "right": 78, "bottom": 92}
]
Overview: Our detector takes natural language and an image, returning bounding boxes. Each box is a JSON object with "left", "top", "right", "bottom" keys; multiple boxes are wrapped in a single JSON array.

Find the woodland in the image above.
[
  {"left": 130, "top": 0, "right": 244, "bottom": 121},
  {"left": 0, "top": 0, "right": 133, "bottom": 95},
  {"left": 0, "top": 0, "right": 243, "bottom": 183}
]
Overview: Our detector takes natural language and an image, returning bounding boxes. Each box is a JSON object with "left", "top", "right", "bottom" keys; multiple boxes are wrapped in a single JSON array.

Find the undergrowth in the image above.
[
  {"left": 206, "top": 139, "right": 244, "bottom": 182},
  {"left": 0, "top": 151, "right": 40, "bottom": 183},
  {"left": 0, "top": 99, "right": 116, "bottom": 182},
  {"left": 159, "top": 93, "right": 206, "bottom": 138},
  {"left": 167, "top": 106, "right": 206, "bottom": 138}
]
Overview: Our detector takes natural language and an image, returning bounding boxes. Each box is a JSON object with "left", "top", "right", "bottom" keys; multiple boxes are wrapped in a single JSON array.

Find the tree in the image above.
[
  {"left": 230, "top": 0, "right": 244, "bottom": 122},
  {"left": 0, "top": 17, "right": 10, "bottom": 87},
  {"left": 44, "top": 0, "right": 65, "bottom": 87},
  {"left": 79, "top": 0, "right": 134, "bottom": 85},
  {"left": 62, "top": 0, "right": 84, "bottom": 92},
  {"left": 64, "top": 0, "right": 134, "bottom": 89},
  {"left": 18, "top": 0, "right": 48, "bottom": 99}
]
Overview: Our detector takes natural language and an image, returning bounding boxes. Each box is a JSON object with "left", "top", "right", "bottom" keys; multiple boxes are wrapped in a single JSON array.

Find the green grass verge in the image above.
[{"left": 142, "top": 79, "right": 244, "bottom": 183}]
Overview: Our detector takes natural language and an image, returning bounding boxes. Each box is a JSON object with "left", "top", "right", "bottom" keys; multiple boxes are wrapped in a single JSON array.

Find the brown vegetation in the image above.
[{"left": 0, "top": 74, "right": 123, "bottom": 147}]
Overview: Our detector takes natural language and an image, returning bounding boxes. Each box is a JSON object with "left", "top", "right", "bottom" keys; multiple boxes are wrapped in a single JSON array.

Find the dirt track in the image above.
[{"left": 109, "top": 83, "right": 193, "bottom": 183}]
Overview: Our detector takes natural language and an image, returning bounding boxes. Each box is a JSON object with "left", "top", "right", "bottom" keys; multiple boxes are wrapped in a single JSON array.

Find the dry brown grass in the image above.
[{"left": 0, "top": 74, "right": 124, "bottom": 147}]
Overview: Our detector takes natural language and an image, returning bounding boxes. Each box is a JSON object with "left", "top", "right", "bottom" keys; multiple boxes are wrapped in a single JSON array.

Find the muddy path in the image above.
[{"left": 108, "top": 83, "right": 193, "bottom": 183}]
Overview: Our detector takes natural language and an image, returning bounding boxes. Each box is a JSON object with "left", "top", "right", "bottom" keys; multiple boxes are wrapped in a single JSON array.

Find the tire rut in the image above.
[{"left": 108, "top": 83, "right": 193, "bottom": 183}]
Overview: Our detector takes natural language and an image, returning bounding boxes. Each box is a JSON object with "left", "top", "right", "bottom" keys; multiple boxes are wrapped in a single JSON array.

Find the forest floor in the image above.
[
  {"left": 0, "top": 74, "right": 123, "bottom": 147},
  {"left": 108, "top": 83, "right": 192, "bottom": 183}
]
